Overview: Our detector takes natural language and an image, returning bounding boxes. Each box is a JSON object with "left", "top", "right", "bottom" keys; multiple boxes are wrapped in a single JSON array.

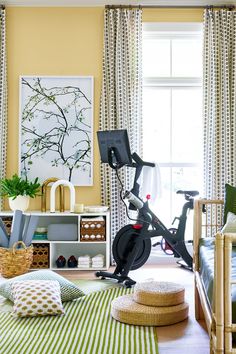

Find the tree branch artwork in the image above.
[{"left": 20, "top": 77, "right": 93, "bottom": 185}]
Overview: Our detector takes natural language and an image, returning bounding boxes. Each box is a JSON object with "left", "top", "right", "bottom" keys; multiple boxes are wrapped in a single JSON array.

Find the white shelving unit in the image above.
[{"left": 0, "top": 210, "right": 110, "bottom": 271}]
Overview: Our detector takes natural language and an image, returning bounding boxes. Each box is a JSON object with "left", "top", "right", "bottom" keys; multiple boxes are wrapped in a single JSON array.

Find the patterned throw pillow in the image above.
[
  {"left": 224, "top": 184, "right": 236, "bottom": 224},
  {"left": 12, "top": 280, "right": 64, "bottom": 317},
  {"left": 0, "top": 270, "right": 84, "bottom": 302}
]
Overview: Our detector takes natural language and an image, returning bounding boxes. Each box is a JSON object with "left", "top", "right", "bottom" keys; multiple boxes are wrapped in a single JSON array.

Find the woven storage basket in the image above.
[
  {"left": 1, "top": 216, "right": 13, "bottom": 236},
  {"left": 31, "top": 243, "right": 49, "bottom": 269},
  {"left": 80, "top": 219, "right": 106, "bottom": 242},
  {"left": 0, "top": 241, "right": 33, "bottom": 278}
]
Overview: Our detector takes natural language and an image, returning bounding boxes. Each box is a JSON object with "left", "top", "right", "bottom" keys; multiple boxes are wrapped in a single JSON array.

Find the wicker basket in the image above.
[
  {"left": 80, "top": 218, "right": 106, "bottom": 242},
  {"left": 1, "top": 216, "right": 13, "bottom": 236},
  {"left": 0, "top": 241, "right": 33, "bottom": 278},
  {"left": 31, "top": 243, "right": 49, "bottom": 269}
]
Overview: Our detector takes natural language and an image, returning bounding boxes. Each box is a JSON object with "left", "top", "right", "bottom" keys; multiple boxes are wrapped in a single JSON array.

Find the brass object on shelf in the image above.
[{"left": 41, "top": 178, "right": 65, "bottom": 212}]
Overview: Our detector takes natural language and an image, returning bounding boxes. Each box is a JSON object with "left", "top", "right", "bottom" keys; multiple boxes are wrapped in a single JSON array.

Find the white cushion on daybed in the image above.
[{"left": 222, "top": 212, "right": 236, "bottom": 233}]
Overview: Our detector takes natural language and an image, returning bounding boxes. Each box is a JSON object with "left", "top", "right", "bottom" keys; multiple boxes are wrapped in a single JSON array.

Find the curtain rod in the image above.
[{"left": 105, "top": 4, "right": 235, "bottom": 10}]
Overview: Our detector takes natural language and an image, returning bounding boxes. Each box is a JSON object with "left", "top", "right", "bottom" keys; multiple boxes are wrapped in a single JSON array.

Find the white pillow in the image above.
[
  {"left": 222, "top": 212, "right": 236, "bottom": 233},
  {"left": 11, "top": 280, "right": 65, "bottom": 317}
]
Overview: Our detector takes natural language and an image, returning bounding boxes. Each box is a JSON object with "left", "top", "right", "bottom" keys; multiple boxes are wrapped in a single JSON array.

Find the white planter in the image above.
[{"left": 8, "top": 195, "right": 30, "bottom": 212}]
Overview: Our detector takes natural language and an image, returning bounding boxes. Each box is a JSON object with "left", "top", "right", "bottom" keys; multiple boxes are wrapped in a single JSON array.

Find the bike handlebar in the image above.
[{"left": 132, "top": 153, "right": 155, "bottom": 168}]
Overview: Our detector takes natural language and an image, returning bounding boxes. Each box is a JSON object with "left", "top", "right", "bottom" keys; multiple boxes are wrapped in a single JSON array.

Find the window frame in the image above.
[{"left": 142, "top": 22, "right": 203, "bottom": 222}]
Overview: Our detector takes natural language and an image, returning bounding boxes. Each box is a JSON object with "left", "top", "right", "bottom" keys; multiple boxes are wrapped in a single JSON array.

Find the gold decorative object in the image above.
[{"left": 41, "top": 178, "right": 64, "bottom": 212}]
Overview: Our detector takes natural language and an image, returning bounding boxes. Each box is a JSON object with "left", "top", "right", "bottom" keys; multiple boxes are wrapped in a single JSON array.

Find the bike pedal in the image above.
[{"left": 176, "top": 259, "right": 192, "bottom": 271}]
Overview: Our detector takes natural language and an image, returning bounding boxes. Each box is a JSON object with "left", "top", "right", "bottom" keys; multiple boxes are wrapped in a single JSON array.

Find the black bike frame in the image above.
[
  {"left": 128, "top": 153, "right": 193, "bottom": 269},
  {"left": 136, "top": 203, "right": 193, "bottom": 268},
  {"left": 95, "top": 150, "right": 195, "bottom": 286}
]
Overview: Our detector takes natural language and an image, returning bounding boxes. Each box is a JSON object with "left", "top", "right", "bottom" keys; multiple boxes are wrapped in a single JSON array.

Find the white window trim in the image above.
[
  {"left": 144, "top": 77, "right": 202, "bottom": 87},
  {"left": 158, "top": 162, "right": 201, "bottom": 167},
  {"left": 143, "top": 22, "right": 203, "bottom": 33},
  {"left": 143, "top": 32, "right": 202, "bottom": 40}
]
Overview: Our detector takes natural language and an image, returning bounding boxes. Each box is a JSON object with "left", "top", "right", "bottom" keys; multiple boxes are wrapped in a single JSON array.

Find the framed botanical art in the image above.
[{"left": 19, "top": 76, "right": 93, "bottom": 186}]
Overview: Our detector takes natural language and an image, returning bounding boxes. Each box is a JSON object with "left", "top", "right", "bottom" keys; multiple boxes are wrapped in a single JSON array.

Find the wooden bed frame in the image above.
[{"left": 194, "top": 199, "right": 236, "bottom": 354}]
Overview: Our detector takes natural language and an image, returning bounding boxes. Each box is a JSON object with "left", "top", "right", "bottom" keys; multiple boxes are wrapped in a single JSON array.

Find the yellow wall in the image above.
[
  {"left": 5, "top": 7, "right": 203, "bottom": 211},
  {"left": 6, "top": 7, "right": 104, "bottom": 210}
]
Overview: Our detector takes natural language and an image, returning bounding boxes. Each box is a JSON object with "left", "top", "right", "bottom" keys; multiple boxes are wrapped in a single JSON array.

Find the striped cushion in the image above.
[{"left": 0, "top": 270, "right": 84, "bottom": 302}]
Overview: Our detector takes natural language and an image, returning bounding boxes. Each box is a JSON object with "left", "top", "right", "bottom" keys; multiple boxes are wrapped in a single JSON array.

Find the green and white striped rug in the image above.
[{"left": 0, "top": 286, "right": 158, "bottom": 354}]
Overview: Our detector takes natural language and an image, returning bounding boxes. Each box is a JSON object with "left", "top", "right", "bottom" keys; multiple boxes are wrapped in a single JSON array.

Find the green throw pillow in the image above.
[
  {"left": 224, "top": 184, "right": 236, "bottom": 225},
  {"left": 0, "top": 270, "right": 85, "bottom": 302}
]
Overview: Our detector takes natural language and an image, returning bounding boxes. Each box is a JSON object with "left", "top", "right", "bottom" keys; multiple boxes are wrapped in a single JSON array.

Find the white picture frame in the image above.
[{"left": 19, "top": 76, "right": 93, "bottom": 186}]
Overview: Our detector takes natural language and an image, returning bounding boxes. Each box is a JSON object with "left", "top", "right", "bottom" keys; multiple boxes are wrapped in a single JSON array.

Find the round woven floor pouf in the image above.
[
  {"left": 111, "top": 294, "right": 189, "bottom": 326},
  {"left": 133, "top": 281, "right": 185, "bottom": 307}
]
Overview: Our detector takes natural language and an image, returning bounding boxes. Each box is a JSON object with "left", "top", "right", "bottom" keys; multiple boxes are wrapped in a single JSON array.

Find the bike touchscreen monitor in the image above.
[{"left": 97, "top": 129, "right": 133, "bottom": 167}]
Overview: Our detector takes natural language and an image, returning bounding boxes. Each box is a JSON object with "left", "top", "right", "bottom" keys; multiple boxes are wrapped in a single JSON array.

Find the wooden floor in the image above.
[{"left": 58, "top": 263, "right": 210, "bottom": 354}]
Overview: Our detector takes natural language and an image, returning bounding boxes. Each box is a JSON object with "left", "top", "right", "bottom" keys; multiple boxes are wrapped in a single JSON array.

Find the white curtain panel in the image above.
[
  {"left": 203, "top": 9, "right": 236, "bottom": 200},
  {"left": 0, "top": 8, "right": 7, "bottom": 211},
  {"left": 100, "top": 8, "right": 143, "bottom": 245}
]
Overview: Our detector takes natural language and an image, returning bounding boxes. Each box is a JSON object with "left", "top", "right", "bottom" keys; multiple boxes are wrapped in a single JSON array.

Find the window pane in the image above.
[
  {"left": 172, "top": 166, "right": 203, "bottom": 239},
  {"left": 143, "top": 28, "right": 203, "bottom": 247},
  {"left": 172, "top": 88, "right": 202, "bottom": 163},
  {"left": 143, "top": 87, "right": 171, "bottom": 162},
  {"left": 143, "top": 39, "right": 170, "bottom": 77},
  {"left": 151, "top": 166, "right": 202, "bottom": 226},
  {"left": 151, "top": 167, "right": 171, "bottom": 226},
  {"left": 172, "top": 38, "right": 202, "bottom": 77},
  {"left": 172, "top": 166, "right": 203, "bottom": 197}
]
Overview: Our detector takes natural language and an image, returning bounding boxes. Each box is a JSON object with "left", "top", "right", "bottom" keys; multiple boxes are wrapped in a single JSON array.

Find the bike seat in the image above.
[{"left": 176, "top": 190, "right": 199, "bottom": 197}]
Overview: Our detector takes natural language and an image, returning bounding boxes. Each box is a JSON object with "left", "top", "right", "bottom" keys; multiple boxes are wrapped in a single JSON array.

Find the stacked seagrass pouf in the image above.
[{"left": 111, "top": 281, "right": 189, "bottom": 326}]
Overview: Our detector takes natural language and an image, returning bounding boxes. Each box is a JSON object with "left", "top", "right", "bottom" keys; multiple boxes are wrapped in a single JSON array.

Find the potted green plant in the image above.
[{"left": 0, "top": 174, "right": 41, "bottom": 211}]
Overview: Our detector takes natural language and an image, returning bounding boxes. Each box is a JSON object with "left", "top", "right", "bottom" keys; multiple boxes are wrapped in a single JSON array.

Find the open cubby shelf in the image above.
[{"left": 0, "top": 210, "right": 110, "bottom": 271}]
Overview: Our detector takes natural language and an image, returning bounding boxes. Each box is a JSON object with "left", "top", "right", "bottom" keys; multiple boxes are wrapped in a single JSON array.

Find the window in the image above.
[{"left": 143, "top": 23, "right": 203, "bottom": 231}]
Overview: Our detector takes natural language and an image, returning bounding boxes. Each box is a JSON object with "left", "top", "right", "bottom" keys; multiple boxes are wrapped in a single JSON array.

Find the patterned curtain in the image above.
[
  {"left": 203, "top": 9, "right": 236, "bottom": 200},
  {"left": 0, "top": 8, "right": 7, "bottom": 211},
  {"left": 100, "top": 8, "right": 143, "bottom": 245}
]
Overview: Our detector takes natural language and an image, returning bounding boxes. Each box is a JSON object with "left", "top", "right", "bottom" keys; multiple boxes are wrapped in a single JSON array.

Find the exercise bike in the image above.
[{"left": 96, "top": 129, "right": 199, "bottom": 287}]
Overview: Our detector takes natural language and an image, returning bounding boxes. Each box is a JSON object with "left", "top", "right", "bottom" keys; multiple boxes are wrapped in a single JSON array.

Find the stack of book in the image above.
[{"left": 33, "top": 227, "right": 48, "bottom": 241}]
